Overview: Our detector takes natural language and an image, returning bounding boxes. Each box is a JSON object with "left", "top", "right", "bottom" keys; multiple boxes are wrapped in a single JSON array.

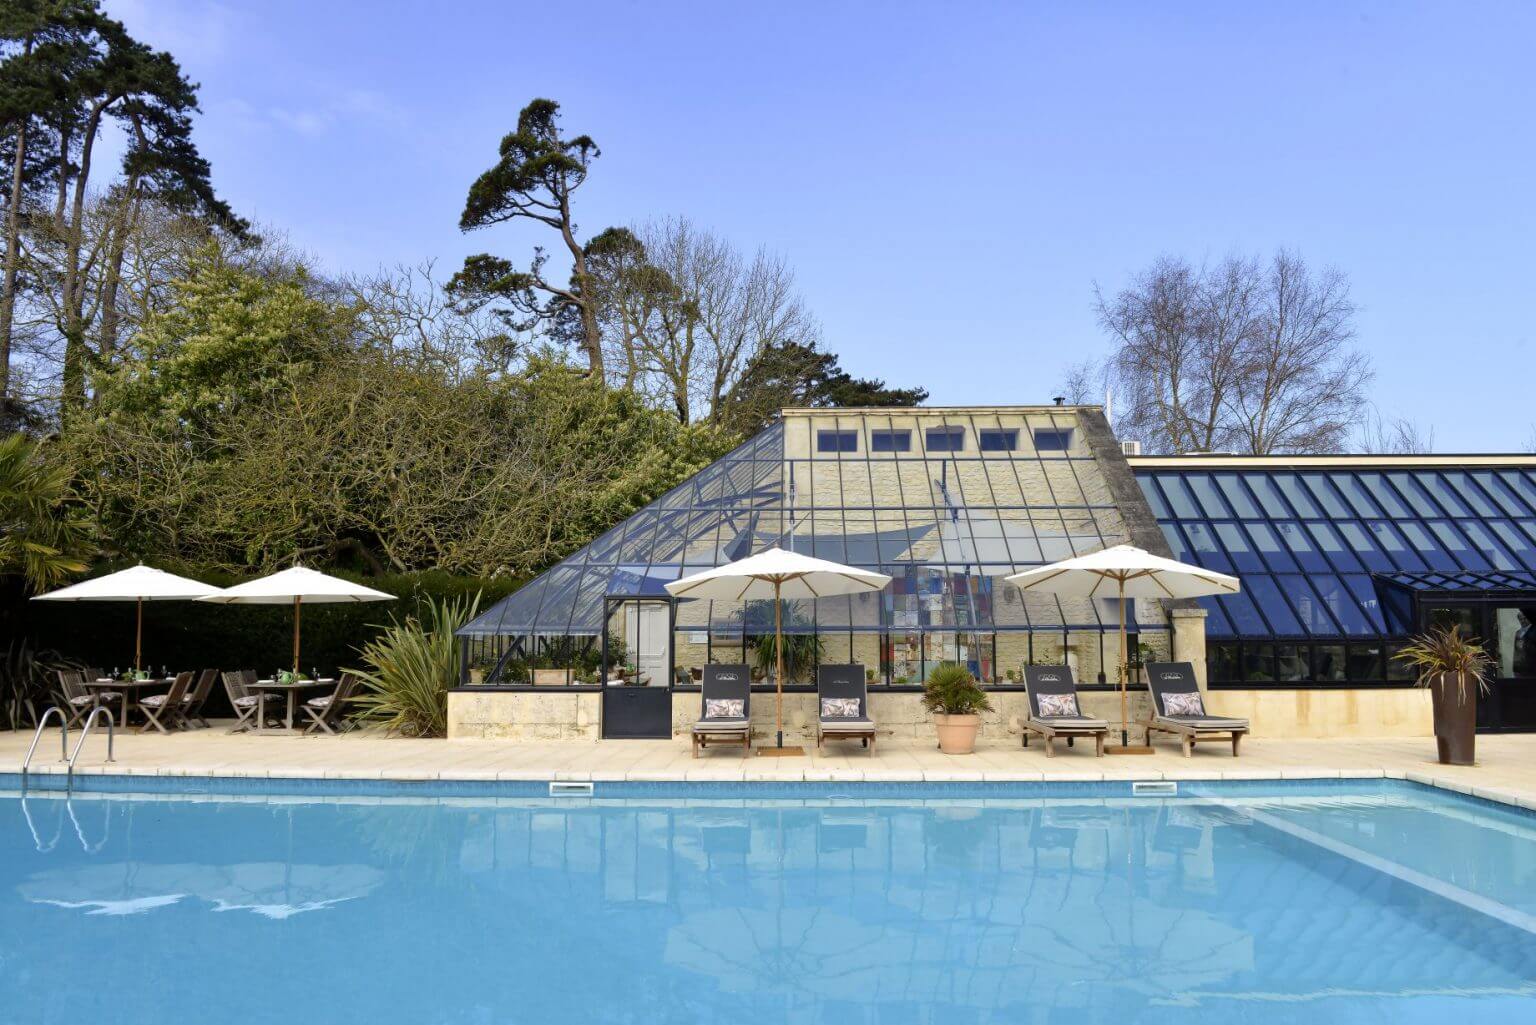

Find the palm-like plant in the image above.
[
  {"left": 1395, "top": 624, "right": 1492, "bottom": 704},
  {"left": 0, "top": 434, "right": 92, "bottom": 591},
  {"left": 349, "top": 593, "right": 481, "bottom": 737},
  {"left": 922, "top": 661, "right": 993, "bottom": 716}
]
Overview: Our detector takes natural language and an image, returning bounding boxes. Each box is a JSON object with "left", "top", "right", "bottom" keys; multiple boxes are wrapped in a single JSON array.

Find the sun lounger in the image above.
[
  {"left": 816, "top": 663, "right": 877, "bottom": 750},
  {"left": 1140, "top": 662, "right": 1249, "bottom": 756},
  {"left": 1022, "top": 666, "right": 1109, "bottom": 756},
  {"left": 691, "top": 664, "right": 751, "bottom": 757}
]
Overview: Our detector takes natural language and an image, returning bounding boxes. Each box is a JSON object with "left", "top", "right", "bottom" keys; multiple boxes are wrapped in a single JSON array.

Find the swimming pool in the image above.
[{"left": 3, "top": 778, "right": 1534, "bottom": 1023}]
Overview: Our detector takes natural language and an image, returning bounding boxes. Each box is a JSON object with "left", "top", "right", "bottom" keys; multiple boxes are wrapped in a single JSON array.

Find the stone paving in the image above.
[{"left": 4, "top": 724, "right": 1536, "bottom": 811}]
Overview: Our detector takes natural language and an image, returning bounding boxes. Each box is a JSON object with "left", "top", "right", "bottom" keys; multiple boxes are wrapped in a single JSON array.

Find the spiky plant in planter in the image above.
[
  {"left": 923, "top": 662, "right": 992, "bottom": 754},
  {"left": 1395, "top": 624, "right": 1492, "bottom": 766}
]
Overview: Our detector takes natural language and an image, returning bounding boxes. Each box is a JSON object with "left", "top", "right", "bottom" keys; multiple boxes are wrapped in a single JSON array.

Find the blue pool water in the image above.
[{"left": 3, "top": 779, "right": 1535, "bottom": 1024}]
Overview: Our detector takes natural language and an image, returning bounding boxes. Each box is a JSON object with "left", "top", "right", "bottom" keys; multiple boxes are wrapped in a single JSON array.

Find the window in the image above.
[
  {"left": 1033, "top": 428, "right": 1073, "bottom": 451},
  {"left": 870, "top": 429, "right": 911, "bottom": 453},
  {"left": 978, "top": 429, "right": 1018, "bottom": 452},
  {"left": 816, "top": 430, "right": 858, "bottom": 453},
  {"left": 925, "top": 426, "right": 965, "bottom": 452}
]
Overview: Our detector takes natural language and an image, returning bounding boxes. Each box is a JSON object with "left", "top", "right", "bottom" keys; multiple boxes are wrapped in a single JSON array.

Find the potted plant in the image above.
[
  {"left": 1395, "top": 625, "right": 1492, "bottom": 766},
  {"left": 923, "top": 661, "right": 993, "bottom": 754}
]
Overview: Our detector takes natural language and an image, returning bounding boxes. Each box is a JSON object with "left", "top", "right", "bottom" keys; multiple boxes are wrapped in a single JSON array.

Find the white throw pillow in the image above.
[{"left": 1163, "top": 691, "right": 1205, "bottom": 717}]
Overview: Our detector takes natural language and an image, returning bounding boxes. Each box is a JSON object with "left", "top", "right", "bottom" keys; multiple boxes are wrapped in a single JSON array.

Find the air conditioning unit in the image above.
[{"left": 1121, "top": 440, "right": 1143, "bottom": 457}]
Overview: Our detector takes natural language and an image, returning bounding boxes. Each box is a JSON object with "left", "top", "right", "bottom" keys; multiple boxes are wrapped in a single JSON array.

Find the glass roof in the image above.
[
  {"left": 1136, "top": 465, "right": 1536, "bottom": 640},
  {"left": 462, "top": 411, "right": 1146, "bottom": 636}
]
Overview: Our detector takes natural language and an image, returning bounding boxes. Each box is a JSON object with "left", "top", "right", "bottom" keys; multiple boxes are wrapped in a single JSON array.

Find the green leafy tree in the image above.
[
  {"left": 717, "top": 339, "right": 928, "bottom": 436},
  {"left": 0, "top": 432, "right": 91, "bottom": 590},
  {"left": 451, "top": 98, "right": 607, "bottom": 378}
]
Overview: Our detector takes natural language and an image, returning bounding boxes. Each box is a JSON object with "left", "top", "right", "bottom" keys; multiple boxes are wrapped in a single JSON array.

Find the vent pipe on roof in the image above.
[{"left": 1052, "top": 396, "right": 1065, "bottom": 406}]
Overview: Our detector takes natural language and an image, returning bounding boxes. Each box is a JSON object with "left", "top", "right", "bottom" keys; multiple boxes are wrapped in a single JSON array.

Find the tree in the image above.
[
  {"left": 0, "top": 431, "right": 91, "bottom": 590},
  {"left": 1097, "top": 250, "right": 1369, "bottom": 454},
  {"left": 716, "top": 339, "right": 928, "bottom": 436},
  {"left": 451, "top": 98, "right": 605, "bottom": 377},
  {"left": 1359, "top": 411, "right": 1436, "bottom": 454}
]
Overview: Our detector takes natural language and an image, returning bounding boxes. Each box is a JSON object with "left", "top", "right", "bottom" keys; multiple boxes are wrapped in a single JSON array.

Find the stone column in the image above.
[{"left": 1170, "top": 606, "right": 1209, "bottom": 692}]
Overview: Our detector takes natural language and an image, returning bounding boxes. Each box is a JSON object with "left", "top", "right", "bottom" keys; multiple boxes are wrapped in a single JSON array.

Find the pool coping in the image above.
[{"left": 8, "top": 764, "right": 1536, "bottom": 814}]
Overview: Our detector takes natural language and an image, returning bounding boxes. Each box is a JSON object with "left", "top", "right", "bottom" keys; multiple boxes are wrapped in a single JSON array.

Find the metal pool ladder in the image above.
[
  {"left": 65, "top": 707, "right": 115, "bottom": 790},
  {"left": 21, "top": 706, "right": 69, "bottom": 789}
]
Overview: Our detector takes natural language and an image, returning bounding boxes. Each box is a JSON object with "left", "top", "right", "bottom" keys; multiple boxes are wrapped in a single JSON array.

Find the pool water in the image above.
[{"left": 3, "top": 780, "right": 1534, "bottom": 1024}]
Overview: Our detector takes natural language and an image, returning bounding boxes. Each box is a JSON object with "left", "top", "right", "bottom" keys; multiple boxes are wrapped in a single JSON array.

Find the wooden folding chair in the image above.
[
  {"left": 56, "top": 670, "right": 119, "bottom": 729},
  {"left": 182, "top": 669, "right": 218, "bottom": 728},
  {"left": 301, "top": 674, "right": 358, "bottom": 736},
  {"left": 139, "top": 672, "right": 194, "bottom": 733}
]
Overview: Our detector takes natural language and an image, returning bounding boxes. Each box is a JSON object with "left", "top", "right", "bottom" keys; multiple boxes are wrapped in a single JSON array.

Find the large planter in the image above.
[
  {"left": 1429, "top": 671, "right": 1478, "bottom": 765},
  {"left": 934, "top": 712, "right": 982, "bottom": 754}
]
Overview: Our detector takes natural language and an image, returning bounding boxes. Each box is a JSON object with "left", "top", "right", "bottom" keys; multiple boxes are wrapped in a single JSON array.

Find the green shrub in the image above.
[
  {"left": 922, "top": 661, "right": 992, "bottom": 716},
  {"left": 348, "top": 593, "right": 481, "bottom": 737}
]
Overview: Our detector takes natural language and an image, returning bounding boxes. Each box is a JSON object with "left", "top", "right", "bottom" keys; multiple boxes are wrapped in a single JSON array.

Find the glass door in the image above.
[
  {"left": 1423, "top": 602, "right": 1536, "bottom": 732},
  {"left": 602, "top": 597, "right": 674, "bottom": 739}
]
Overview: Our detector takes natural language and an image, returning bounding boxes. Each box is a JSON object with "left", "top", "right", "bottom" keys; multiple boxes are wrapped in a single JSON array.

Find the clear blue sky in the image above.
[{"left": 110, "top": 0, "right": 1535, "bottom": 451}]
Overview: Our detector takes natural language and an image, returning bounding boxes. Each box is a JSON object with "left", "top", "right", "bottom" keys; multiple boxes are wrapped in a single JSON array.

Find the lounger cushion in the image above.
[
  {"left": 820, "top": 716, "right": 875, "bottom": 731},
  {"left": 1033, "top": 715, "right": 1109, "bottom": 729},
  {"left": 820, "top": 697, "right": 861, "bottom": 719},
  {"left": 1163, "top": 691, "right": 1205, "bottom": 717},
  {"left": 1036, "top": 693, "right": 1079, "bottom": 717},
  {"left": 1161, "top": 715, "right": 1249, "bottom": 730},
  {"left": 704, "top": 698, "right": 744, "bottom": 719},
  {"left": 692, "top": 717, "right": 749, "bottom": 732}
]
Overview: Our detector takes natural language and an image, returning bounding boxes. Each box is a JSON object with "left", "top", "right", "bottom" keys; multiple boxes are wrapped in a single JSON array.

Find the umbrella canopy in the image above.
[
  {"left": 198, "top": 566, "right": 394, "bottom": 674},
  {"left": 666, "top": 548, "right": 890, "bottom": 751},
  {"left": 1006, "top": 544, "right": 1239, "bottom": 749},
  {"left": 31, "top": 564, "right": 222, "bottom": 670}
]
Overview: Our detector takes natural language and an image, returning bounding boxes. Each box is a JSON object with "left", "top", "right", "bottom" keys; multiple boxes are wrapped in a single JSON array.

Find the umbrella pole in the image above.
[
  {"left": 1119, "top": 579, "right": 1128, "bottom": 748},
  {"left": 775, "top": 579, "right": 784, "bottom": 749},
  {"left": 293, "top": 596, "right": 302, "bottom": 676},
  {"left": 135, "top": 596, "right": 143, "bottom": 672}
]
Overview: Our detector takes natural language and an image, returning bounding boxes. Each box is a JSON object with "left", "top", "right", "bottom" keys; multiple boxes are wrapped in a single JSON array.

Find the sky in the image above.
[{"left": 107, "top": 0, "right": 1536, "bottom": 451}]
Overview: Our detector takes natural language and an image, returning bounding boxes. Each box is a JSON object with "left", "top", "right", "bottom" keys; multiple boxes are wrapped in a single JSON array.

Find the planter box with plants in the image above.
[
  {"left": 922, "top": 662, "right": 993, "bottom": 755},
  {"left": 1395, "top": 624, "right": 1491, "bottom": 766}
]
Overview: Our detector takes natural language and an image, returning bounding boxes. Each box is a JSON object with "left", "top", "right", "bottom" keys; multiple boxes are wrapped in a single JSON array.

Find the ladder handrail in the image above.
[
  {"left": 67, "top": 706, "right": 115, "bottom": 786},
  {"left": 21, "top": 706, "right": 69, "bottom": 785}
]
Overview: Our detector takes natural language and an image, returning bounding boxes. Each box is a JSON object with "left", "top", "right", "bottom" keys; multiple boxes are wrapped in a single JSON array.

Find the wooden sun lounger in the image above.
[
  {"left": 1021, "top": 666, "right": 1108, "bottom": 757},
  {"left": 816, "top": 664, "right": 877, "bottom": 751},
  {"left": 1140, "top": 662, "right": 1249, "bottom": 756},
  {"left": 691, "top": 664, "right": 751, "bottom": 757}
]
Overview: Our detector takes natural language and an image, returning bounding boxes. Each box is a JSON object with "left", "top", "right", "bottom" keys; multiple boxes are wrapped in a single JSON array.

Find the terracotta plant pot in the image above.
[
  {"left": 933, "top": 712, "right": 982, "bottom": 754},
  {"left": 1429, "top": 671, "right": 1478, "bottom": 765}
]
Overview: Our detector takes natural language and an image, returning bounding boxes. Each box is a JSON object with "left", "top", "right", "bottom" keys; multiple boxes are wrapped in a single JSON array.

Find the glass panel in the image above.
[
  {"left": 1304, "top": 521, "right": 1362, "bottom": 571},
  {"left": 1300, "top": 474, "right": 1352, "bottom": 518},
  {"left": 1398, "top": 520, "right": 1456, "bottom": 571},
  {"left": 1345, "top": 643, "right": 1384, "bottom": 682},
  {"left": 1275, "top": 643, "right": 1309, "bottom": 682},
  {"left": 1156, "top": 474, "right": 1202, "bottom": 519},
  {"left": 1212, "top": 473, "right": 1262, "bottom": 518},
  {"left": 1341, "top": 574, "right": 1387, "bottom": 633},
  {"left": 1245, "top": 576, "right": 1305, "bottom": 635},
  {"left": 1384, "top": 644, "right": 1417, "bottom": 682},
  {"left": 1365, "top": 519, "right": 1427, "bottom": 572},
  {"left": 1215, "top": 591, "right": 1270, "bottom": 636},
  {"left": 1491, "top": 521, "right": 1536, "bottom": 571},
  {"left": 1498, "top": 472, "right": 1536, "bottom": 514},
  {"left": 1460, "top": 521, "right": 1518, "bottom": 570},
  {"left": 1186, "top": 474, "right": 1232, "bottom": 519},
  {"left": 1274, "top": 521, "right": 1329, "bottom": 573},
  {"left": 1214, "top": 522, "right": 1265, "bottom": 573},
  {"left": 1160, "top": 522, "right": 1192, "bottom": 561},
  {"left": 1140, "top": 478, "right": 1173, "bottom": 519},
  {"left": 1427, "top": 520, "right": 1490, "bottom": 570},
  {"left": 1273, "top": 474, "right": 1321, "bottom": 517},
  {"left": 1422, "top": 472, "right": 1475, "bottom": 516},
  {"left": 1387, "top": 472, "right": 1443, "bottom": 517},
  {"left": 1308, "top": 575, "right": 1375, "bottom": 635},
  {"left": 1032, "top": 428, "right": 1072, "bottom": 451},
  {"left": 1355, "top": 472, "right": 1411, "bottom": 518},
  {"left": 1244, "top": 474, "right": 1295, "bottom": 519},
  {"left": 1313, "top": 642, "right": 1347, "bottom": 683},
  {"left": 815, "top": 429, "right": 858, "bottom": 453},
  {"left": 1275, "top": 574, "right": 1344, "bottom": 635},
  {"left": 1198, "top": 596, "right": 1234, "bottom": 636},
  {"left": 1208, "top": 642, "right": 1240, "bottom": 683},
  {"left": 1242, "top": 643, "right": 1276, "bottom": 683},
  {"left": 1180, "top": 522, "right": 1233, "bottom": 573},
  {"left": 1439, "top": 472, "right": 1497, "bottom": 517},
  {"left": 924, "top": 427, "right": 965, "bottom": 452},
  {"left": 1243, "top": 522, "right": 1298, "bottom": 571},
  {"left": 1491, "top": 605, "right": 1536, "bottom": 678},
  {"left": 1335, "top": 520, "right": 1394, "bottom": 572},
  {"left": 870, "top": 429, "right": 911, "bottom": 453},
  {"left": 1334, "top": 474, "right": 1385, "bottom": 518},
  {"left": 978, "top": 429, "right": 1018, "bottom": 452},
  {"left": 1473, "top": 471, "right": 1533, "bottom": 517}
]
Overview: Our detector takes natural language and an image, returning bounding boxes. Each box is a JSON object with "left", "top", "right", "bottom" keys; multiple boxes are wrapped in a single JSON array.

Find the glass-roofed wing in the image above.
[{"left": 1135, "top": 464, "right": 1536, "bottom": 640}]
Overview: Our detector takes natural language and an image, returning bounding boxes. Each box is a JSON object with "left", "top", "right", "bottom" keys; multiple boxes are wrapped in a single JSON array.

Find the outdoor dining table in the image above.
[
  {"left": 84, "top": 677, "right": 175, "bottom": 729},
  {"left": 248, "top": 678, "right": 335, "bottom": 734}
]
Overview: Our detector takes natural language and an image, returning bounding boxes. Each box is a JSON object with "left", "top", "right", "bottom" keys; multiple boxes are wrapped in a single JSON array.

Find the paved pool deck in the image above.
[{"left": 5, "top": 725, "right": 1536, "bottom": 809}]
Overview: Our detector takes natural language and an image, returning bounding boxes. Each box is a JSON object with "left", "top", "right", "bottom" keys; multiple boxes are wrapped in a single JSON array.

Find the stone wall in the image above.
[{"left": 447, "top": 690, "right": 600, "bottom": 740}]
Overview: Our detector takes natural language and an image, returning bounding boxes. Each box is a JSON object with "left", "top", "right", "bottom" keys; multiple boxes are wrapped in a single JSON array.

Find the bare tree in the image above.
[
  {"left": 1098, "top": 250, "right": 1370, "bottom": 454},
  {"left": 1056, "top": 358, "right": 1102, "bottom": 406},
  {"left": 1359, "top": 411, "right": 1436, "bottom": 454}
]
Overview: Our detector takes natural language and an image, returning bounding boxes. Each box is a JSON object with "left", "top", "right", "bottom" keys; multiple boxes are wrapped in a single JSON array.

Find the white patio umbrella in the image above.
[
  {"left": 666, "top": 548, "right": 890, "bottom": 754},
  {"left": 197, "top": 566, "right": 394, "bottom": 675},
  {"left": 1006, "top": 544, "right": 1239, "bottom": 753},
  {"left": 31, "top": 564, "right": 222, "bottom": 671}
]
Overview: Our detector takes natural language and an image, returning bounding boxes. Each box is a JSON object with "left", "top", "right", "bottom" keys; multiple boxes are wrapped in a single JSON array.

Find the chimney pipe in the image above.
[{"left": 1052, "top": 396, "right": 1065, "bottom": 406}]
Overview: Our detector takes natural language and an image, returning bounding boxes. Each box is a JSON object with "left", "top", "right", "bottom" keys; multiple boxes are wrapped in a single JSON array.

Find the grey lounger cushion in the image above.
[
  {"left": 1157, "top": 714, "right": 1249, "bottom": 730},
  {"left": 1031, "top": 714, "right": 1110, "bottom": 729},
  {"left": 692, "top": 717, "right": 749, "bottom": 733},
  {"left": 819, "top": 716, "right": 875, "bottom": 732}
]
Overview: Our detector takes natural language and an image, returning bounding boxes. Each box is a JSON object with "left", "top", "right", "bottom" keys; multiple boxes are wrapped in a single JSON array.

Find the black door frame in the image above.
[
  {"left": 1417, "top": 594, "right": 1536, "bottom": 733},
  {"left": 600, "top": 595, "right": 676, "bottom": 739}
]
